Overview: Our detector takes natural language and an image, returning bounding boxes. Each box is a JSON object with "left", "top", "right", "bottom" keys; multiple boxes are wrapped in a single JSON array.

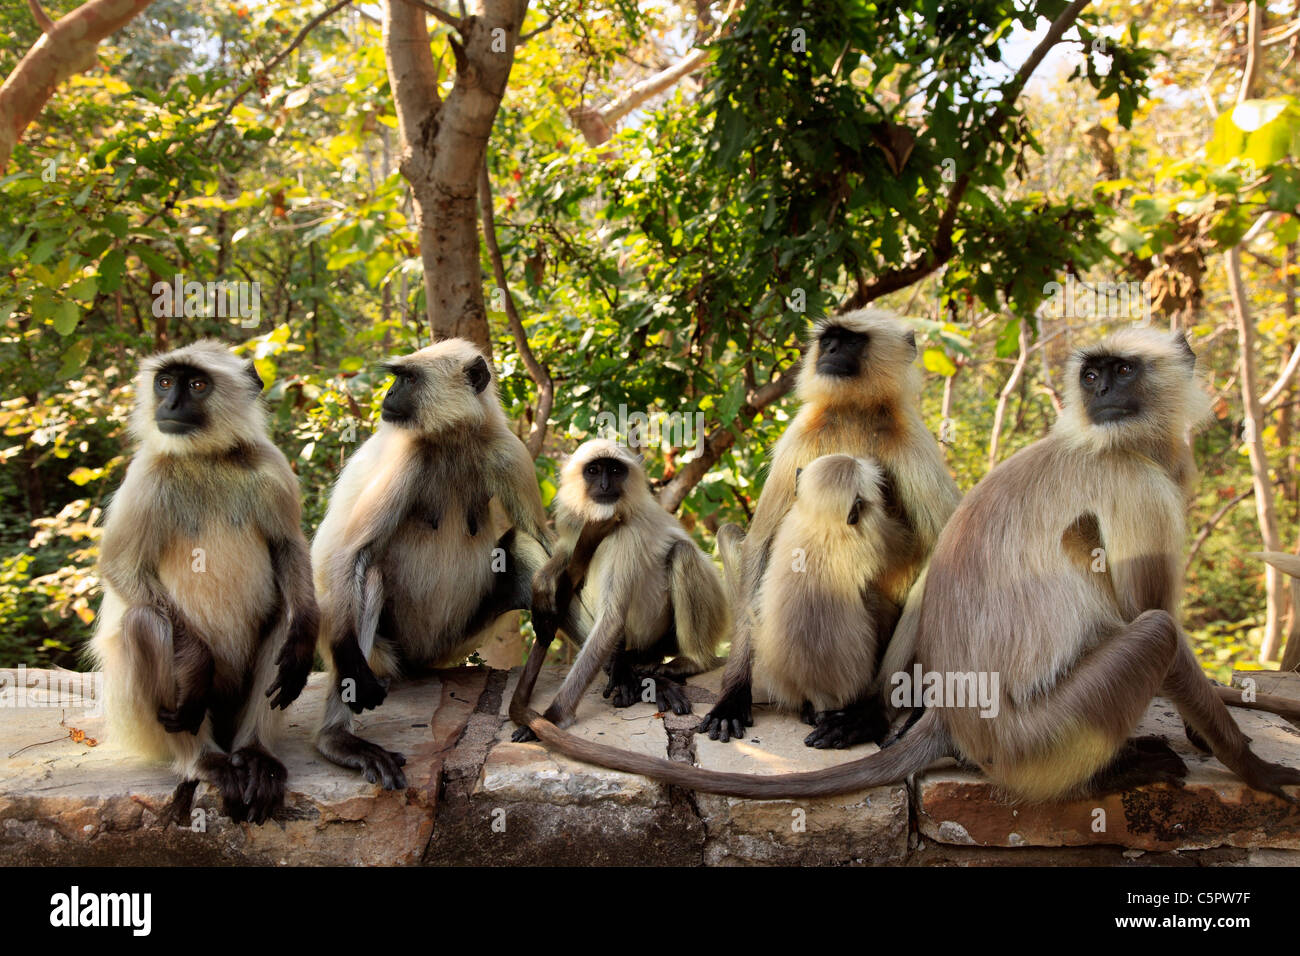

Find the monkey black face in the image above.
[
  {"left": 1080, "top": 355, "right": 1144, "bottom": 424},
  {"left": 815, "top": 325, "right": 869, "bottom": 379},
  {"left": 153, "top": 363, "right": 213, "bottom": 435},
  {"left": 380, "top": 367, "right": 419, "bottom": 425},
  {"left": 584, "top": 456, "right": 629, "bottom": 506},
  {"left": 846, "top": 496, "right": 868, "bottom": 525}
]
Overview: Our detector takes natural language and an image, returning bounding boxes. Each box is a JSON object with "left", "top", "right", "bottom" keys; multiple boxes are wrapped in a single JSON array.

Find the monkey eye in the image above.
[
  {"left": 189, "top": 379, "right": 208, "bottom": 393},
  {"left": 1116, "top": 363, "right": 1133, "bottom": 376},
  {"left": 1082, "top": 369, "right": 1098, "bottom": 384},
  {"left": 585, "top": 464, "right": 599, "bottom": 477},
  {"left": 157, "top": 375, "right": 174, "bottom": 389}
]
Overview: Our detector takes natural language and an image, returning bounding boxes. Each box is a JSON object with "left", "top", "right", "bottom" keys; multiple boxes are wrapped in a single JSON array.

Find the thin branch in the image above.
[
  {"left": 479, "top": 160, "right": 553, "bottom": 458},
  {"left": 394, "top": 0, "right": 463, "bottom": 31},
  {"left": 209, "top": 0, "right": 354, "bottom": 141},
  {"left": 27, "top": 0, "right": 54, "bottom": 32},
  {"left": 520, "top": 14, "right": 555, "bottom": 43},
  {"left": 1185, "top": 486, "right": 1254, "bottom": 574},
  {"left": 1262, "top": 343, "right": 1300, "bottom": 408},
  {"left": 988, "top": 318, "right": 1030, "bottom": 468}
]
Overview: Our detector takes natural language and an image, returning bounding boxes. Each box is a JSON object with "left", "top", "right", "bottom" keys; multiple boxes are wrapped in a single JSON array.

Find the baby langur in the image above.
[
  {"left": 751, "top": 454, "right": 906, "bottom": 749},
  {"left": 90, "top": 341, "right": 318, "bottom": 825},
  {"left": 313, "top": 339, "right": 550, "bottom": 790},
  {"left": 700, "top": 309, "right": 960, "bottom": 743},
  {"left": 513, "top": 327, "right": 1300, "bottom": 802},
  {"left": 512, "top": 439, "right": 728, "bottom": 739}
]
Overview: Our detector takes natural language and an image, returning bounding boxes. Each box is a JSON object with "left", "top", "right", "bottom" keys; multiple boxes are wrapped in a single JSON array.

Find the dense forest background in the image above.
[{"left": 2, "top": 0, "right": 1298, "bottom": 680}]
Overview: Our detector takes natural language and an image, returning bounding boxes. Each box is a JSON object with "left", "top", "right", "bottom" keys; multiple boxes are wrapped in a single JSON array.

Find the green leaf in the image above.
[
  {"left": 98, "top": 249, "right": 126, "bottom": 292},
  {"left": 58, "top": 339, "right": 92, "bottom": 378},
  {"left": 994, "top": 318, "right": 1020, "bottom": 359},
  {"left": 52, "top": 300, "right": 81, "bottom": 335}
]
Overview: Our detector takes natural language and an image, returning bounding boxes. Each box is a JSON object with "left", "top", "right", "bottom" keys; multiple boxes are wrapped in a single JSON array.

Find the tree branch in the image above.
[
  {"left": 479, "top": 159, "right": 553, "bottom": 458},
  {"left": 0, "top": 0, "right": 155, "bottom": 172},
  {"left": 27, "top": 0, "right": 54, "bottom": 32},
  {"left": 394, "top": 0, "right": 463, "bottom": 33},
  {"left": 657, "top": 365, "right": 799, "bottom": 513},
  {"left": 842, "top": 0, "right": 1092, "bottom": 310}
]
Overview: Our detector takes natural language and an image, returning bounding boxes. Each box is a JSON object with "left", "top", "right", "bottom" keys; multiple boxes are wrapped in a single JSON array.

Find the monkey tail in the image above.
[{"left": 509, "top": 644, "right": 950, "bottom": 799}]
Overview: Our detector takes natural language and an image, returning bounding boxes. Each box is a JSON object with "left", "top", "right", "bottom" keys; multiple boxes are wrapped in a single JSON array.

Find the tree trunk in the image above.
[{"left": 383, "top": 0, "right": 530, "bottom": 356}]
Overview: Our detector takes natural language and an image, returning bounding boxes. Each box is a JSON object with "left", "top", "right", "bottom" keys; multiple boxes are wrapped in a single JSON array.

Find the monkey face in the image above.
[
  {"left": 379, "top": 342, "right": 493, "bottom": 434},
  {"left": 153, "top": 363, "right": 214, "bottom": 435},
  {"left": 815, "top": 325, "right": 869, "bottom": 379},
  {"left": 583, "top": 456, "right": 629, "bottom": 506},
  {"left": 1079, "top": 355, "right": 1144, "bottom": 425}
]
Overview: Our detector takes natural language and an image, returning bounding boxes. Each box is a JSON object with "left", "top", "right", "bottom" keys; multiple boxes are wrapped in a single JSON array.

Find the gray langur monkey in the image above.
[
  {"left": 699, "top": 309, "right": 961, "bottom": 743},
  {"left": 512, "top": 326, "right": 1300, "bottom": 802},
  {"left": 89, "top": 341, "right": 318, "bottom": 824},
  {"left": 748, "top": 453, "right": 907, "bottom": 748},
  {"left": 312, "top": 338, "right": 550, "bottom": 790},
  {"left": 511, "top": 439, "right": 728, "bottom": 740}
]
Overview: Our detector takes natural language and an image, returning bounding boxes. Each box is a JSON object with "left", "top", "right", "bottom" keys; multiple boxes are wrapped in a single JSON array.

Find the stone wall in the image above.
[{"left": 2, "top": 666, "right": 1298, "bottom": 866}]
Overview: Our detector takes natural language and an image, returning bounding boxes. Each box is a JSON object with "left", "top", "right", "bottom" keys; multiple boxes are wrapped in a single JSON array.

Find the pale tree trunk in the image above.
[
  {"left": 383, "top": 0, "right": 530, "bottom": 356},
  {"left": 0, "top": 0, "right": 155, "bottom": 172},
  {"left": 1227, "top": 2, "right": 1288, "bottom": 662}
]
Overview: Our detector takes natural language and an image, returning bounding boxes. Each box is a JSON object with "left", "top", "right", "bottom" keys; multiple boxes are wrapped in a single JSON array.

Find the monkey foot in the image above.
[
  {"left": 803, "top": 703, "right": 888, "bottom": 750},
  {"left": 511, "top": 725, "right": 539, "bottom": 743},
  {"left": 340, "top": 668, "right": 389, "bottom": 714},
  {"left": 1089, "top": 736, "right": 1187, "bottom": 795},
  {"left": 1231, "top": 750, "right": 1300, "bottom": 803},
  {"left": 157, "top": 779, "right": 200, "bottom": 828},
  {"left": 697, "top": 687, "right": 753, "bottom": 743},
  {"left": 230, "top": 746, "right": 286, "bottom": 825},
  {"left": 800, "top": 701, "right": 817, "bottom": 727},
  {"left": 601, "top": 661, "right": 641, "bottom": 709},
  {"left": 639, "top": 673, "right": 692, "bottom": 716},
  {"left": 318, "top": 730, "right": 408, "bottom": 790}
]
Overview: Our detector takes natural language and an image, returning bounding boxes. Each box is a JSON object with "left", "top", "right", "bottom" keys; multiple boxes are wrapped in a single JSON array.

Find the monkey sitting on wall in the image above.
[
  {"left": 510, "top": 327, "right": 1300, "bottom": 802},
  {"left": 511, "top": 439, "right": 728, "bottom": 739},
  {"left": 90, "top": 341, "right": 318, "bottom": 824},
  {"left": 312, "top": 338, "right": 551, "bottom": 790},
  {"left": 699, "top": 309, "right": 960, "bottom": 743},
  {"left": 743, "top": 453, "right": 907, "bottom": 749}
]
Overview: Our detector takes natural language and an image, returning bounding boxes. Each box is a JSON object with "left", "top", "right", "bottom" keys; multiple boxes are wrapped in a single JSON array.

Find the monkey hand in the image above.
[
  {"left": 230, "top": 745, "right": 287, "bottom": 825},
  {"left": 157, "top": 687, "right": 209, "bottom": 735},
  {"left": 698, "top": 686, "right": 752, "bottom": 743},
  {"left": 511, "top": 724, "right": 539, "bottom": 743},
  {"left": 1233, "top": 750, "right": 1300, "bottom": 803},
  {"left": 266, "top": 631, "right": 315, "bottom": 710},
  {"left": 332, "top": 636, "right": 388, "bottom": 712}
]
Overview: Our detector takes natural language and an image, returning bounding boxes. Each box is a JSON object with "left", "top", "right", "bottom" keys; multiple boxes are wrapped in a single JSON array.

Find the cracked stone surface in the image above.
[
  {"left": 5, "top": 666, "right": 1300, "bottom": 864},
  {"left": 0, "top": 667, "right": 466, "bottom": 865},
  {"left": 915, "top": 698, "right": 1300, "bottom": 851},
  {"left": 689, "top": 668, "right": 910, "bottom": 865}
]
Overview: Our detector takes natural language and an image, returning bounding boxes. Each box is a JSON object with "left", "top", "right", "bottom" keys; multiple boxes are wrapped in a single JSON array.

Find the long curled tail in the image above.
[{"left": 509, "top": 635, "right": 950, "bottom": 799}]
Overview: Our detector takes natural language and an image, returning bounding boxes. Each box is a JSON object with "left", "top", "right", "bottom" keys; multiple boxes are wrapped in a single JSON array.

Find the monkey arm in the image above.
[
  {"left": 264, "top": 534, "right": 320, "bottom": 710},
  {"left": 493, "top": 437, "right": 552, "bottom": 551},
  {"left": 542, "top": 596, "right": 630, "bottom": 728}
]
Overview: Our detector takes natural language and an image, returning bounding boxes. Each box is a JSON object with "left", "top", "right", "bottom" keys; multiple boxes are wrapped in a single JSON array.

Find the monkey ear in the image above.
[
  {"left": 1173, "top": 331, "right": 1196, "bottom": 367},
  {"left": 847, "top": 496, "right": 865, "bottom": 526},
  {"left": 466, "top": 356, "right": 491, "bottom": 393},
  {"left": 905, "top": 329, "right": 917, "bottom": 358},
  {"left": 244, "top": 360, "right": 264, "bottom": 394}
]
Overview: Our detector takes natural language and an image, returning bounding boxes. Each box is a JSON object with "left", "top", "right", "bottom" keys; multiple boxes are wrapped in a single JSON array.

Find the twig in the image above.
[
  {"left": 1185, "top": 486, "right": 1254, "bottom": 574},
  {"left": 395, "top": 0, "right": 463, "bottom": 32},
  {"left": 479, "top": 160, "right": 554, "bottom": 458}
]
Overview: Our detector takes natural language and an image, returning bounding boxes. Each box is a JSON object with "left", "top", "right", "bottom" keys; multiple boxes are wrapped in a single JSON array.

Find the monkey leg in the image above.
[
  {"left": 983, "top": 609, "right": 1183, "bottom": 802},
  {"left": 315, "top": 690, "right": 408, "bottom": 790},
  {"left": 1161, "top": 630, "right": 1300, "bottom": 801},
  {"left": 157, "top": 779, "right": 200, "bottom": 829},
  {"left": 1087, "top": 736, "right": 1187, "bottom": 795},
  {"left": 804, "top": 695, "right": 890, "bottom": 750}
]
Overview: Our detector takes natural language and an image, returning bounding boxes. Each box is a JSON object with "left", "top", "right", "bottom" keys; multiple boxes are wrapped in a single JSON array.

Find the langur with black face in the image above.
[
  {"left": 90, "top": 341, "right": 318, "bottom": 824},
  {"left": 510, "top": 439, "right": 728, "bottom": 739},
  {"left": 699, "top": 309, "right": 960, "bottom": 744},
  {"left": 312, "top": 339, "right": 550, "bottom": 790},
  {"left": 509, "top": 327, "right": 1300, "bottom": 802}
]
